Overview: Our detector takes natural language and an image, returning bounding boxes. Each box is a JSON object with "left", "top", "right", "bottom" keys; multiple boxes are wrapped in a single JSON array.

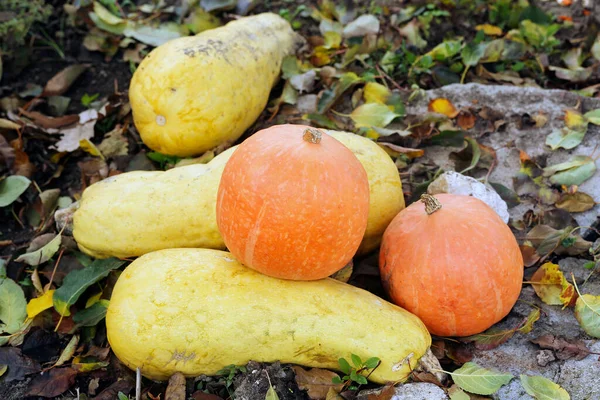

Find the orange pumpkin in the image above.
[
  {"left": 216, "top": 124, "right": 370, "bottom": 280},
  {"left": 379, "top": 193, "right": 523, "bottom": 337}
]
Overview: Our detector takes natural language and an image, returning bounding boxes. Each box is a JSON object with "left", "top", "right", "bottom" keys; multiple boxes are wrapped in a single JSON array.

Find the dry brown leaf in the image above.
[
  {"left": 367, "top": 383, "right": 396, "bottom": 399},
  {"left": 531, "top": 334, "right": 590, "bottom": 360},
  {"left": 292, "top": 366, "right": 343, "bottom": 399},
  {"left": 457, "top": 110, "right": 476, "bottom": 130},
  {"left": 26, "top": 367, "right": 78, "bottom": 397},
  {"left": 520, "top": 244, "right": 540, "bottom": 267},
  {"left": 192, "top": 392, "right": 224, "bottom": 400},
  {"left": 555, "top": 192, "right": 596, "bottom": 213},
  {"left": 43, "top": 64, "right": 90, "bottom": 97},
  {"left": 10, "top": 139, "right": 34, "bottom": 178},
  {"left": 165, "top": 372, "right": 186, "bottom": 400},
  {"left": 18, "top": 109, "right": 79, "bottom": 130},
  {"left": 428, "top": 98, "right": 459, "bottom": 118},
  {"left": 377, "top": 142, "right": 424, "bottom": 159}
]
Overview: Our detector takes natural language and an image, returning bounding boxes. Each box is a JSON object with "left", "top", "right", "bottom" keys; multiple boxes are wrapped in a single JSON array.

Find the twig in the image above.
[{"left": 136, "top": 368, "right": 141, "bottom": 400}]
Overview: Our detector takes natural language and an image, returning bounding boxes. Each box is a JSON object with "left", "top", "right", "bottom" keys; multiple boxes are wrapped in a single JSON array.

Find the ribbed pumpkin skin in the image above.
[
  {"left": 216, "top": 124, "right": 370, "bottom": 280},
  {"left": 379, "top": 194, "right": 524, "bottom": 337}
]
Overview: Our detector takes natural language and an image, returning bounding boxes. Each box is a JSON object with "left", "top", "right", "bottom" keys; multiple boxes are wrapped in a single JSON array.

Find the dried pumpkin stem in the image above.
[
  {"left": 420, "top": 194, "right": 442, "bottom": 215},
  {"left": 303, "top": 128, "right": 322, "bottom": 144}
]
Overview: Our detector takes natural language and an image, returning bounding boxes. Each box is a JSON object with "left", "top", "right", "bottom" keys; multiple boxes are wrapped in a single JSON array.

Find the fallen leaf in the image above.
[
  {"left": 545, "top": 128, "right": 586, "bottom": 150},
  {"left": 519, "top": 375, "right": 570, "bottom": 400},
  {"left": 92, "top": 379, "right": 134, "bottom": 400},
  {"left": 192, "top": 392, "right": 224, "bottom": 400},
  {"left": 26, "top": 290, "right": 55, "bottom": 319},
  {"left": 15, "top": 234, "right": 62, "bottom": 266},
  {"left": 531, "top": 334, "right": 590, "bottom": 360},
  {"left": 92, "top": 1, "right": 124, "bottom": 25},
  {"left": 448, "top": 385, "right": 470, "bottom": 400},
  {"left": 123, "top": 23, "right": 182, "bottom": 47},
  {"left": 0, "top": 118, "right": 21, "bottom": 130},
  {"left": 530, "top": 262, "right": 577, "bottom": 307},
  {"left": 266, "top": 382, "right": 280, "bottom": 400},
  {"left": 317, "top": 72, "right": 362, "bottom": 113},
  {"left": 428, "top": 98, "right": 459, "bottom": 118},
  {"left": 165, "top": 372, "right": 187, "bottom": 400},
  {"left": 329, "top": 262, "right": 353, "bottom": 283},
  {"left": 10, "top": 139, "right": 34, "bottom": 178},
  {"left": 475, "top": 24, "right": 503, "bottom": 36},
  {"left": 366, "top": 383, "right": 396, "bottom": 399},
  {"left": 72, "top": 355, "right": 109, "bottom": 372},
  {"left": 53, "top": 258, "right": 124, "bottom": 316},
  {"left": 290, "top": 70, "right": 317, "bottom": 94},
  {"left": 584, "top": 109, "right": 600, "bottom": 125},
  {"left": 0, "top": 175, "right": 30, "bottom": 207},
  {"left": 574, "top": 294, "right": 600, "bottom": 338},
  {"left": 55, "top": 334, "right": 79, "bottom": 366},
  {"left": 72, "top": 300, "right": 109, "bottom": 330},
  {"left": 350, "top": 103, "right": 400, "bottom": 128},
  {"left": 292, "top": 366, "right": 344, "bottom": 399},
  {"left": 26, "top": 367, "right": 78, "bottom": 397},
  {"left": 549, "top": 66, "right": 593, "bottom": 82},
  {"left": 555, "top": 192, "right": 596, "bottom": 213},
  {"left": 21, "top": 329, "right": 62, "bottom": 363},
  {"left": 363, "top": 82, "right": 390, "bottom": 104},
  {"left": 201, "top": 0, "right": 236, "bottom": 12},
  {"left": 342, "top": 14, "right": 379, "bottom": 38},
  {"left": 0, "top": 348, "right": 41, "bottom": 382},
  {"left": 464, "top": 328, "right": 516, "bottom": 350},
  {"left": 18, "top": 109, "right": 79, "bottom": 129},
  {"left": 377, "top": 142, "right": 424, "bottom": 158},
  {"left": 448, "top": 362, "right": 513, "bottom": 395},
  {"left": 544, "top": 156, "right": 596, "bottom": 186},
  {"left": 0, "top": 276, "right": 27, "bottom": 343},
  {"left": 54, "top": 120, "right": 97, "bottom": 153},
  {"left": 518, "top": 308, "right": 541, "bottom": 334},
  {"left": 457, "top": 111, "right": 476, "bottom": 130},
  {"left": 43, "top": 65, "right": 90, "bottom": 97}
]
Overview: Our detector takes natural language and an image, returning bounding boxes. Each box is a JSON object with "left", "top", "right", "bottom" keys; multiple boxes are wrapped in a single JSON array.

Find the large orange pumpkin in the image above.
[
  {"left": 379, "top": 193, "right": 523, "bottom": 337},
  {"left": 216, "top": 124, "right": 370, "bottom": 280}
]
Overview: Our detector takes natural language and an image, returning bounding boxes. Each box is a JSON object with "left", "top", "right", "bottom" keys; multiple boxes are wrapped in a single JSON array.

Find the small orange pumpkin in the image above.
[
  {"left": 216, "top": 124, "right": 370, "bottom": 280},
  {"left": 379, "top": 193, "right": 523, "bottom": 337}
]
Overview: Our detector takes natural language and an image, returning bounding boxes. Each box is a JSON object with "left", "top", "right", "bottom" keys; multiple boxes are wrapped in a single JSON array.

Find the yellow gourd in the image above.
[
  {"left": 129, "top": 13, "right": 299, "bottom": 157},
  {"left": 106, "top": 248, "right": 431, "bottom": 383}
]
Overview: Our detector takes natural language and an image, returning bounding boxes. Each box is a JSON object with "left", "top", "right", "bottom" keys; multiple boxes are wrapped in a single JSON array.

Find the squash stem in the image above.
[
  {"left": 303, "top": 128, "right": 322, "bottom": 144},
  {"left": 420, "top": 194, "right": 442, "bottom": 215}
]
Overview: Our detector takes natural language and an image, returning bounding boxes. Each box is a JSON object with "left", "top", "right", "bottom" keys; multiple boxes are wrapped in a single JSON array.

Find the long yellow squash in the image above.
[
  {"left": 106, "top": 249, "right": 431, "bottom": 383},
  {"left": 129, "top": 13, "right": 299, "bottom": 157}
]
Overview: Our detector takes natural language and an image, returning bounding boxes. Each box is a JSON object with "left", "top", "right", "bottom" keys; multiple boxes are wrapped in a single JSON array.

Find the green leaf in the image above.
[
  {"left": 428, "top": 40, "right": 462, "bottom": 61},
  {"left": 53, "top": 258, "right": 124, "bottom": 316},
  {"left": 338, "top": 358, "right": 351, "bottom": 374},
  {"left": 459, "top": 137, "right": 481, "bottom": 174},
  {"left": 350, "top": 354, "right": 362, "bottom": 368},
  {"left": 350, "top": 370, "right": 359, "bottom": 382},
  {"left": 449, "top": 362, "right": 513, "bottom": 395},
  {"left": 72, "top": 300, "right": 110, "bottom": 328},
  {"left": 117, "top": 393, "right": 129, "bottom": 400},
  {"left": 92, "top": 1, "right": 124, "bottom": 25},
  {"left": 363, "top": 357, "right": 380, "bottom": 369},
  {"left": 317, "top": 72, "right": 362, "bottom": 114},
  {"left": 519, "top": 375, "right": 570, "bottom": 400},
  {"left": 265, "top": 384, "right": 280, "bottom": 400},
  {"left": 123, "top": 23, "right": 183, "bottom": 47},
  {"left": 0, "top": 277, "right": 27, "bottom": 336},
  {"left": 350, "top": 103, "right": 400, "bottom": 128},
  {"left": 547, "top": 158, "right": 597, "bottom": 187},
  {"left": 574, "top": 294, "right": 600, "bottom": 338},
  {"left": 428, "top": 130, "right": 466, "bottom": 147},
  {"left": 331, "top": 376, "right": 343, "bottom": 384},
  {"left": 89, "top": 12, "right": 126, "bottom": 35},
  {"left": 545, "top": 128, "right": 586, "bottom": 150},
  {"left": 461, "top": 42, "right": 486, "bottom": 67},
  {"left": 584, "top": 109, "right": 600, "bottom": 125},
  {"left": 15, "top": 234, "right": 62, "bottom": 266},
  {"left": 281, "top": 56, "right": 302, "bottom": 79},
  {"left": 355, "top": 375, "right": 368, "bottom": 385},
  {"left": 0, "top": 176, "right": 31, "bottom": 207},
  {"left": 448, "top": 386, "right": 471, "bottom": 400}
]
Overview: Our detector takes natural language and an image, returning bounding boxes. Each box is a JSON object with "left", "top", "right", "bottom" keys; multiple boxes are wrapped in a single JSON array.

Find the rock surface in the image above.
[
  {"left": 357, "top": 382, "right": 448, "bottom": 400},
  {"left": 468, "top": 258, "right": 600, "bottom": 400},
  {"left": 405, "top": 83, "right": 600, "bottom": 230}
]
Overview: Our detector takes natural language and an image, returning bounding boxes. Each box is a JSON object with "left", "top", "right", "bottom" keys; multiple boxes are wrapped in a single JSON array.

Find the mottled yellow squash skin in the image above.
[
  {"left": 129, "top": 13, "right": 298, "bottom": 157},
  {"left": 73, "top": 148, "right": 235, "bottom": 259},
  {"left": 326, "top": 131, "right": 405, "bottom": 254},
  {"left": 106, "top": 249, "right": 431, "bottom": 383},
  {"left": 73, "top": 131, "right": 403, "bottom": 258}
]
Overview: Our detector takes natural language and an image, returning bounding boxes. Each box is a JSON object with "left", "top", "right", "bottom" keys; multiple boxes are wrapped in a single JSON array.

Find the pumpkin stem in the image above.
[
  {"left": 420, "top": 194, "right": 442, "bottom": 215},
  {"left": 303, "top": 128, "right": 322, "bottom": 144}
]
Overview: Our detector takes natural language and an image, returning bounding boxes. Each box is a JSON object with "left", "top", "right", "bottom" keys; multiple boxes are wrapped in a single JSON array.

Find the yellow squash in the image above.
[
  {"left": 326, "top": 130, "right": 405, "bottom": 254},
  {"left": 106, "top": 249, "right": 431, "bottom": 383},
  {"left": 129, "top": 13, "right": 299, "bottom": 157},
  {"left": 73, "top": 131, "right": 404, "bottom": 258}
]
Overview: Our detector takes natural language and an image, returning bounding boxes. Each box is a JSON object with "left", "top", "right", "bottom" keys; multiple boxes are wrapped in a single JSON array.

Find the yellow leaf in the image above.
[
  {"left": 428, "top": 98, "right": 459, "bottom": 118},
  {"left": 26, "top": 290, "right": 55, "bottom": 319},
  {"left": 323, "top": 31, "right": 341, "bottom": 49},
  {"left": 363, "top": 82, "right": 391, "bottom": 104},
  {"left": 85, "top": 292, "right": 103, "bottom": 308},
  {"left": 475, "top": 24, "right": 504, "bottom": 36},
  {"left": 531, "top": 263, "right": 577, "bottom": 307},
  {"left": 564, "top": 109, "right": 587, "bottom": 130},
  {"left": 79, "top": 139, "right": 104, "bottom": 158},
  {"left": 311, "top": 47, "right": 332, "bottom": 67},
  {"left": 0, "top": 118, "right": 21, "bottom": 130},
  {"left": 365, "top": 128, "right": 380, "bottom": 139}
]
